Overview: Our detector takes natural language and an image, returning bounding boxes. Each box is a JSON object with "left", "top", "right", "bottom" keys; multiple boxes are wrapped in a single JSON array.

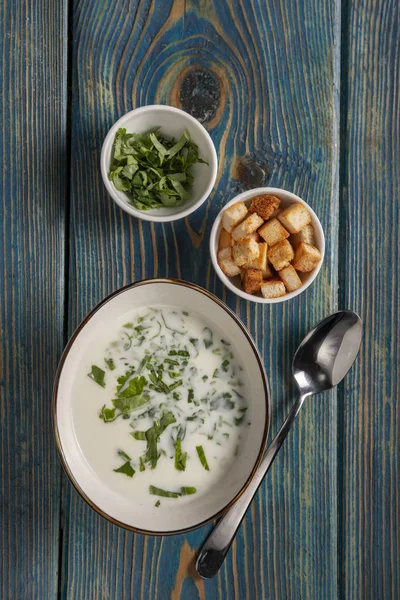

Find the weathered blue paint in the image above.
[
  {"left": 0, "top": 0, "right": 68, "bottom": 598},
  {"left": 0, "top": 0, "right": 398, "bottom": 598},
  {"left": 63, "top": 1, "right": 339, "bottom": 598}
]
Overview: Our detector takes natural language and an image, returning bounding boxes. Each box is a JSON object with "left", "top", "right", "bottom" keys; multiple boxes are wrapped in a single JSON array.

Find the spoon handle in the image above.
[{"left": 196, "top": 394, "right": 306, "bottom": 579}]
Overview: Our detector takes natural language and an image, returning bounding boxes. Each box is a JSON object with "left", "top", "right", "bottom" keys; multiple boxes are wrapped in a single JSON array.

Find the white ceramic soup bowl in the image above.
[
  {"left": 100, "top": 105, "right": 218, "bottom": 222},
  {"left": 210, "top": 187, "right": 325, "bottom": 304},
  {"left": 53, "top": 279, "right": 270, "bottom": 535}
]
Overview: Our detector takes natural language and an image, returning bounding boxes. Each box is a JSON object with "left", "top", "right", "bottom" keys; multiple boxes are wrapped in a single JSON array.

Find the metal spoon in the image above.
[{"left": 196, "top": 310, "right": 362, "bottom": 579}]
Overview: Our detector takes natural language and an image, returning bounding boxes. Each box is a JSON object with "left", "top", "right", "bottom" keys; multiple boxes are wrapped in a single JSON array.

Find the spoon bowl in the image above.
[{"left": 293, "top": 310, "right": 362, "bottom": 396}]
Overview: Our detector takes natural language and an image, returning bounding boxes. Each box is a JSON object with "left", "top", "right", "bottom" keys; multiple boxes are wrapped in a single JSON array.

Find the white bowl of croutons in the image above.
[{"left": 210, "top": 188, "right": 325, "bottom": 303}]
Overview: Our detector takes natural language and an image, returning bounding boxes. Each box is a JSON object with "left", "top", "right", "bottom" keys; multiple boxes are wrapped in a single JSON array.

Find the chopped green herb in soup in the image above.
[{"left": 73, "top": 306, "right": 250, "bottom": 504}]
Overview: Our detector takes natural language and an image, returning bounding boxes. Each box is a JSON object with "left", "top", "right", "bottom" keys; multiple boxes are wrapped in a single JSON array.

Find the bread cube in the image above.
[
  {"left": 290, "top": 224, "right": 316, "bottom": 247},
  {"left": 258, "top": 218, "right": 290, "bottom": 246},
  {"left": 232, "top": 237, "right": 260, "bottom": 267},
  {"left": 293, "top": 242, "right": 321, "bottom": 272},
  {"left": 261, "top": 279, "right": 286, "bottom": 299},
  {"left": 267, "top": 239, "right": 294, "bottom": 271},
  {"left": 218, "top": 228, "right": 233, "bottom": 251},
  {"left": 277, "top": 203, "right": 311, "bottom": 234},
  {"left": 248, "top": 194, "right": 281, "bottom": 220},
  {"left": 263, "top": 262, "right": 273, "bottom": 278},
  {"left": 248, "top": 231, "right": 262, "bottom": 243},
  {"left": 232, "top": 213, "right": 264, "bottom": 242},
  {"left": 222, "top": 202, "right": 248, "bottom": 233},
  {"left": 242, "top": 269, "right": 263, "bottom": 294},
  {"left": 278, "top": 265, "right": 303, "bottom": 292},
  {"left": 243, "top": 242, "right": 272, "bottom": 278},
  {"left": 218, "top": 248, "right": 241, "bottom": 277},
  {"left": 269, "top": 208, "right": 282, "bottom": 220}
]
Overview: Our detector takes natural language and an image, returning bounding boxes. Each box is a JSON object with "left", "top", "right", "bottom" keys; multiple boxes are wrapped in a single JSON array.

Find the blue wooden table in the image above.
[{"left": 1, "top": 1, "right": 399, "bottom": 598}]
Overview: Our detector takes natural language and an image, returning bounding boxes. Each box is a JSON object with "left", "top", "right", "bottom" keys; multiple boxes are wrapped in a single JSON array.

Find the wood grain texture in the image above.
[
  {"left": 339, "top": 0, "right": 400, "bottom": 598},
  {"left": 0, "top": 0, "right": 67, "bottom": 598},
  {"left": 62, "top": 0, "right": 339, "bottom": 598}
]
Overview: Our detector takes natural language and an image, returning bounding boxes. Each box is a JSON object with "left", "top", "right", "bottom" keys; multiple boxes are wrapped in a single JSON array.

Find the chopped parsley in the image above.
[
  {"left": 196, "top": 445, "right": 210, "bottom": 471},
  {"left": 143, "top": 410, "right": 176, "bottom": 468},
  {"left": 108, "top": 128, "right": 208, "bottom": 211},
  {"left": 100, "top": 375, "right": 149, "bottom": 422},
  {"left": 117, "top": 449, "right": 132, "bottom": 461},
  {"left": 180, "top": 486, "right": 196, "bottom": 495},
  {"left": 149, "top": 486, "right": 181, "bottom": 498},
  {"left": 113, "top": 461, "right": 135, "bottom": 477},
  {"left": 174, "top": 438, "right": 187, "bottom": 471},
  {"left": 99, "top": 405, "right": 118, "bottom": 422},
  {"left": 148, "top": 366, "right": 171, "bottom": 394},
  {"left": 94, "top": 308, "right": 249, "bottom": 492},
  {"left": 116, "top": 368, "right": 136, "bottom": 392},
  {"left": 111, "top": 392, "right": 150, "bottom": 417},
  {"left": 164, "top": 358, "right": 179, "bottom": 367},
  {"left": 117, "top": 375, "right": 147, "bottom": 398},
  {"left": 161, "top": 312, "right": 184, "bottom": 335},
  {"left": 203, "top": 327, "right": 213, "bottom": 348},
  {"left": 131, "top": 431, "right": 146, "bottom": 440},
  {"left": 87, "top": 365, "right": 106, "bottom": 388},
  {"left": 149, "top": 485, "right": 196, "bottom": 498},
  {"left": 168, "top": 349, "right": 190, "bottom": 357},
  {"left": 105, "top": 358, "right": 116, "bottom": 371}
]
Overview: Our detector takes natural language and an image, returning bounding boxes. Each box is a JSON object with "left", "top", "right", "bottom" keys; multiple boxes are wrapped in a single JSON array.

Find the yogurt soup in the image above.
[{"left": 73, "top": 306, "right": 250, "bottom": 507}]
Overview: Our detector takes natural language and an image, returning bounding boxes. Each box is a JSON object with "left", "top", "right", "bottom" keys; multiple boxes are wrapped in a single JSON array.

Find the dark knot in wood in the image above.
[
  {"left": 179, "top": 69, "right": 221, "bottom": 123},
  {"left": 236, "top": 159, "right": 270, "bottom": 188}
]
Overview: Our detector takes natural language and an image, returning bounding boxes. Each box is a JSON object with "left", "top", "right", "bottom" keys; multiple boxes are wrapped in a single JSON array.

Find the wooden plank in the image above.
[
  {"left": 63, "top": 0, "right": 339, "bottom": 597},
  {"left": 339, "top": 0, "right": 400, "bottom": 597},
  {"left": 0, "top": 0, "right": 68, "bottom": 598}
]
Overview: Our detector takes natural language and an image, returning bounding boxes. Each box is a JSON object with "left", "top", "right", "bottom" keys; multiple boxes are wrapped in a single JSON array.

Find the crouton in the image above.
[
  {"left": 248, "top": 194, "right": 281, "bottom": 220},
  {"left": 290, "top": 224, "right": 316, "bottom": 247},
  {"left": 248, "top": 231, "right": 262, "bottom": 243},
  {"left": 293, "top": 242, "right": 321, "bottom": 272},
  {"left": 218, "top": 248, "right": 241, "bottom": 277},
  {"left": 261, "top": 279, "right": 286, "bottom": 299},
  {"left": 243, "top": 242, "right": 272, "bottom": 278},
  {"left": 278, "top": 265, "right": 303, "bottom": 292},
  {"left": 267, "top": 239, "right": 294, "bottom": 271},
  {"left": 242, "top": 269, "right": 263, "bottom": 294},
  {"left": 263, "top": 262, "right": 273, "bottom": 278},
  {"left": 218, "top": 228, "right": 233, "bottom": 251},
  {"left": 232, "top": 237, "right": 260, "bottom": 267},
  {"left": 222, "top": 202, "right": 248, "bottom": 233},
  {"left": 277, "top": 203, "right": 311, "bottom": 234},
  {"left": 258, "top": 218, "right": 290, "bottom": 246},
  {"left": 269, "top": 208, "right": 282, "bottom": 220},
  {"left": 232, "top": 213, "right": 264, "bottom": 242}
]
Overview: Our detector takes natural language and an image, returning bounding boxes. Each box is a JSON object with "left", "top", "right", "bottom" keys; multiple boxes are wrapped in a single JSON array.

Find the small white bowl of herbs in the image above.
[{"left": 101, "top": 105, "right": 218, "bottom": 222}]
